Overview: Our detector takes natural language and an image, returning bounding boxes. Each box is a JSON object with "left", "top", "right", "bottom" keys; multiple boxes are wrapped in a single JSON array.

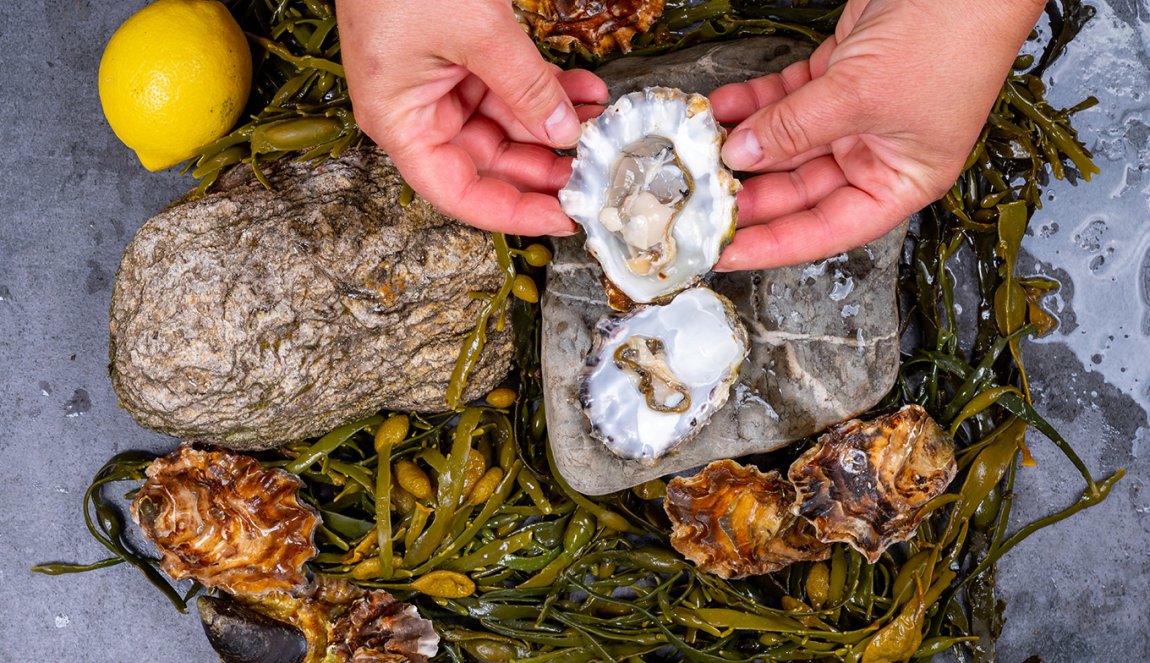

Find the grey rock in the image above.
[
  {"left": 110, "top": 148, "right": 511, "bottom": 450},
  {"left": 542, "top": 37, "right": 907, "bottom": 494}
]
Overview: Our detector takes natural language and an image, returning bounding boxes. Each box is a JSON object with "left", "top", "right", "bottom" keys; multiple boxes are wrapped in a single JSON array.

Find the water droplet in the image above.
[
  {"left": 54, "top": 615, "right": 70, "bottom": 629},
  {"left": 0, "top": 285, "right": 11, "bottom": 303},
  {"left": 39, "top": 381, "right": 52, "bottom": 396},
  {"left": 64, "top": 389, "right": 90, "bottom": 417},
  {"left": 1091, "top": 353, "right": 1103, "bottom": 365}
]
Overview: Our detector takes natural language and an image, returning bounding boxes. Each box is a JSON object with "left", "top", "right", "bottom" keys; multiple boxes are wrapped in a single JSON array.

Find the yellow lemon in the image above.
[{"left": 98, "top": 0, "right": 252, "bottom": 171}]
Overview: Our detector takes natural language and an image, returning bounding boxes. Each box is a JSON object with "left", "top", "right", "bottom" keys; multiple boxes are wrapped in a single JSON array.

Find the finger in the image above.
[
  {"left": 722, "top": 71, "right": 867, "bottom": 172},
  {"left": 453, "top": 116, "right": 573, "bottom": 192},
  {"left": 735, "top": 156, "right": 849, "bottom": 226},
  {"left": 558, "top": 68, "right": 609, "bottom": 105},
  {"left": 716, "top": 185, "right": 917, "bottom": 271},
  {"left": 392, "top": 141, "right": 578, "bottom": 236},
  {"left": 576, "top": 104, "right": 604, "bottom": 123},
  {"left": 709, "top": 59, "right": 815, "bottom": 125},
  {"left": 464, "top": 15, "right": 584, "bottom": 148},
  {"left": 475, "top": 71, "right": 607, "bottom": 145}
]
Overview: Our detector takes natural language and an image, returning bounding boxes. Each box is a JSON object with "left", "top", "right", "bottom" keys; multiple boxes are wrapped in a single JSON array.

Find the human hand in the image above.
[
  {"left": 710, "top": 0, "right": 1046, "bottom": 270},
  {"left": 337, "top": 0, "right": 607, "bottom": 235}
]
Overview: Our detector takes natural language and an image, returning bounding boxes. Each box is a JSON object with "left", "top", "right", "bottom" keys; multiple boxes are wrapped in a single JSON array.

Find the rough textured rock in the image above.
[
  {"left": 542, "top": 37, "right": 907, "bottom": 494},
  {"left": 110, "top": 148, "right": 511, "bottom": 450}
]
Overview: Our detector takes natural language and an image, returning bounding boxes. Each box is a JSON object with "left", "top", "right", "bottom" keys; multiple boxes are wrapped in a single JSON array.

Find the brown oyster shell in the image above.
[
  {"left": 665, "top": 459, "right": 830, "bottom": 578},
  {"left": 131, "top": 445, "right": 319, "bottom": 595},
  {"left": 788, "top": 405, "right": 957, "bottom": 563},
  {"left": 513, "top": 0, "right": 666, "bottom": 55},
  {"left": 235, "top": 578, "right": 439, "bottom": 663},
  {"left": 330, "top": 591, "right": 440, "bottom": 663}
]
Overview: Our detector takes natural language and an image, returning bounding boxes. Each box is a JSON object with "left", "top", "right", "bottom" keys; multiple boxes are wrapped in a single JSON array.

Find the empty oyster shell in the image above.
[
  {"left": 665, "top": 460, "right": 830, "bottom": 579},
  {"left": 131, "top": 445, "right": 319, "bottom": 596},
  {"left": 513, "top": 0, "right": 665, "bottom": 55},
  {"left": 580, "top": 288, "right": 748, "bottom": 463},
  {"left": 788, "top": 405, "right": 957, "bottom": 563},
  {"left": 560, "top": 87, "right": 739, "bottom": 307}
]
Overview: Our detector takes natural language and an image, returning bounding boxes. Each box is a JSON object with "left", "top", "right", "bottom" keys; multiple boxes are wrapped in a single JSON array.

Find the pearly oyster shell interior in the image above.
[
  {"left": 560, "top": 87, "right": 739, "bottom": 307},
  {"left": 580, "top": 287, "right": 748, "bottom": 464}
]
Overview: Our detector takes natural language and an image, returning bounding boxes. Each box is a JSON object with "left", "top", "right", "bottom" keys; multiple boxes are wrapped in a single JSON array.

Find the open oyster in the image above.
[
  {"left": 580, "top": 288, "right": 747, "bottom": 463},
  {"left": 560, "top": 87, "right": 739, "bottom": 307},
  {"left": 665, "top": 460, "right": 830, "bottom": 579},
  {"left": 513, "top": 0, "right": 665, "bottom": 55},
  {"left": 788, "top": 405, "right": 957, "bottom": 563},
  {"left": 131, "top": 445, "right": 320, "bottom": 596}
]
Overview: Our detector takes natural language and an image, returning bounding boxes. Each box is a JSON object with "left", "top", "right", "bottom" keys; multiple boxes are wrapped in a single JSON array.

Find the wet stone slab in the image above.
[{"left": 542, "top": 37, "right": 908, "bottom": 495}]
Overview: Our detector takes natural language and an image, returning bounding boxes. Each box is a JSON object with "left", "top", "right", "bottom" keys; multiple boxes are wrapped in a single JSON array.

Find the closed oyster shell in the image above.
[
  {"left": 329, "top": 591, "right": 439, "bottom": 663},
  {"left": 228, "top": 578, "right": 439, "bottom": 663},
  {"left": 131, "top": 445, "right": 319, "bottom": 596},
  {"left": 513, "top": 0, "right": 665, "bottom": 55},
  {"left": 788, "top": 405, "right": 957, "bottom": 563},
  {"left": 665, "top": 460, "right": 830, "bottom": 579}
]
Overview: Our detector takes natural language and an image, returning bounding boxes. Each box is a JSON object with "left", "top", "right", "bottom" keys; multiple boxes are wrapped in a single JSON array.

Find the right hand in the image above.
[{"left": 336, "top": 0, "right": 607, "bottom": 236}]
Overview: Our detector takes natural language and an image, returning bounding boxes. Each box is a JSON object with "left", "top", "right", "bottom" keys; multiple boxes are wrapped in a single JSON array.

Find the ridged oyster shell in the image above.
[
  {"left": 512, "top": 0, "right": 666, "bottom": 55},
  {"left": 560, "top": 87, "right": 739, "bottom": 307},
  {"left": 789, "top": 404, "right": 957, "bottom": 563},
  {"left": 131, "top": 445, "right": 319, "bottom": 596},
  {"left": 580, "top": 287, "right": 748, "bottom": 463},
  {"left": 665, "top": 460, "right": 830, "bottom": 579}
]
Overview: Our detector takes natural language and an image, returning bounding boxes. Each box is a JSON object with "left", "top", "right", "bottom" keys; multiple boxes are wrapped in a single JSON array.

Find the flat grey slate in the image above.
[{"left": 542, "top": 38, "right": 906, "bottom": 494}]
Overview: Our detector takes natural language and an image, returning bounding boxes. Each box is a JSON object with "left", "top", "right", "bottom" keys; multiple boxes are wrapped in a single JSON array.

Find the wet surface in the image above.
[{"left": 1, "top": 1, "right": 1147, "bottom": 661}]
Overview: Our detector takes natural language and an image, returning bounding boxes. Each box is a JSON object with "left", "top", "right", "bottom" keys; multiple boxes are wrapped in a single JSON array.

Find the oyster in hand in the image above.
[
  {"left": 560, "top": 87, "right": 739, "bottom": 307},
  {"left": 788, "top": 405, "right": 957, "bottom": 563},
  {"left": 665, "top": 460, "right": 830, "bottom": 579},
  {"left": 131, "top": 445, "right": 320, "bottom": 596}
]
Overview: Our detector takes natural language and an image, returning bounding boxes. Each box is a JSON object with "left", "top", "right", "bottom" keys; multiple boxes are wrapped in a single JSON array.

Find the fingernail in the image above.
[
  {"left": 722, "top": 130, "right": 762, "bottom": 171},
  {"left": 552, "top": 226, "right": 580, "bottom": 237},
  {"left": 545, "top": 104, "right": 581, "bottom": 148}
]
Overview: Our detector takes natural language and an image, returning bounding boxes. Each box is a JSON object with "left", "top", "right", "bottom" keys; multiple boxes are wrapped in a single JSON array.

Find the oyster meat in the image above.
[
  {"left": 580, "top": 288, "right": 748, "bottom": 463},
  {"left": 131, "top": 445, "right": 320, "bottom": 596},
  {"left": 560, "top": 87, "right": 739, "bottom": 307},
  {"left": 788, "top": 405, "right": 957, "bottom": 563},
  {"left": 513, "top": 0, "right": 666, "bottom": 55},
  {"left": 665, "top": 460, "right": 830, "bottom": 579}
]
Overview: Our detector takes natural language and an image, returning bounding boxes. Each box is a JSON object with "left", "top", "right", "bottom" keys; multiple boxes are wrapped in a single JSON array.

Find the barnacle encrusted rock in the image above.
[
  {"left": 110, "top": 147, "right": 512, "bottom": 450},
  {"left": 513, "top": 0, "right": 666, "bottom": 55},
  {"left": 131, "top": 445, "right": 319, "bottom": 595},
  {"left": 665, "top": 459, "right": 830, "bottom": 578},
  {"left": 788, "top": 405, "right": 957, "bottom": 563}
]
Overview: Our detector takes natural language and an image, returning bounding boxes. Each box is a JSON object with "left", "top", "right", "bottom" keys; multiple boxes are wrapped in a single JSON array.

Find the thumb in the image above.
[
  {"left": 464, "top": 17, "right": 581, "bottom": 149},
  {"left": 722, "top": 74, "right": 863, "bottom": 171}
]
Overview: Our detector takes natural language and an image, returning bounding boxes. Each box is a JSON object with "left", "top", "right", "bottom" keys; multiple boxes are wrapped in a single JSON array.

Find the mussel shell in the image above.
[{"left": 198, "top": 595, "right": 308, "bottom": 663}]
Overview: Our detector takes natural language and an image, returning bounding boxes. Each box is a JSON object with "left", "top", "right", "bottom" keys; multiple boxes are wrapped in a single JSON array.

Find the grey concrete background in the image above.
[{"left": 0, "top": 1, "right": 1146, "bottom": 662}]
